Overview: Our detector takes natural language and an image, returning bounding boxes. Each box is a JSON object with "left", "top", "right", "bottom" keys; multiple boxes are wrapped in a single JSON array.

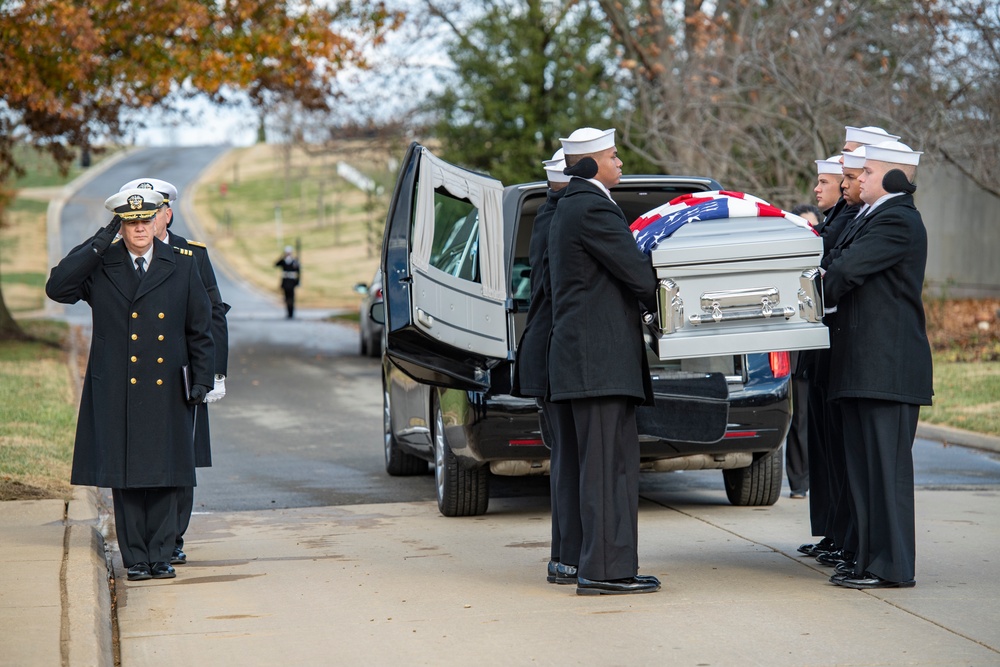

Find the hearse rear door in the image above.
[{"left": 381, "top": 144, "right": 510, "bottom": 392}]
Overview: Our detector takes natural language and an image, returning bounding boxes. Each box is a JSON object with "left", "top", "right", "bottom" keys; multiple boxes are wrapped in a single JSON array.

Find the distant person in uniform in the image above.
[
  {"left": 46, "top": 188, "right": 214, "bottom": 582},
  {"left": 275, "top": 246, "right": 300, "bottom": 318},
  {"left": 511, "top": 148, "right": 580, "bottom": 586},
  {"left": 547, "top": 127, "right": 660, "bottom": 596},
  {"left": 119, "top": 178, "right": 230, "bottom": 566}
]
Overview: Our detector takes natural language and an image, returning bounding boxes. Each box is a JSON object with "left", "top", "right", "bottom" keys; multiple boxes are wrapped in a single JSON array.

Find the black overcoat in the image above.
[
  {"left": 46, "top": 236, "right": 215, "bottom": 488},
  {"left": 547, "top": 178, "right": 657, "bottom": 405},
  {"left": 822, "top": 194, "right": 933, "bottom": 405},
  {"left": 512, "top": 188, "right": 565, "bottom": 398},
  {"left": 169, "top": 232, "right": 231, "bottom": 467}
]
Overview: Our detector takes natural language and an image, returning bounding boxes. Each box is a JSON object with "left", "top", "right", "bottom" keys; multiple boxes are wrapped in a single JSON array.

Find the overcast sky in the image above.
[{"left": 131, "top": 0, "right": 454, "bottom": 147}]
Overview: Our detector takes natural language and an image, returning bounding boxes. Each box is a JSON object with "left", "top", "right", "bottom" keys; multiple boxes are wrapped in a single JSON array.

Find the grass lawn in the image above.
[
  {"left": 191, "top": 140, "right": 404, "bottom": 310},
  {"left": 920, "top": 354, "right": 1000, "bottom": 435},
  {"left": 0, "top": 320, "right": 76, "bottom": 500}
]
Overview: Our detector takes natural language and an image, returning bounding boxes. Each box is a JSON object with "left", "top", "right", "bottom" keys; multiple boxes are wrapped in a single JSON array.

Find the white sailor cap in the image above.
[
  {"left": 844, "top": 126, "right": 901, "bottom": 146},
  {"left": 842, "top": 146, "right": 867, "bottom": 170},
  {"left": 543, "top": 148, "right": 571, "bottom": 184},
  {"left": 559, "top": 127, "right": 616, "bottom": 156},
  {"left": 105, "top": 188, "right": 164, "bottom": 220},
  {"left": 815, "top": 155, "right": 843, "bottom": 175},
  {"left": 119, "top": 177, "right": 178, "bottom": 203},
  {"left": 865, "top": 140, "right": 922, "bottom": 166}
]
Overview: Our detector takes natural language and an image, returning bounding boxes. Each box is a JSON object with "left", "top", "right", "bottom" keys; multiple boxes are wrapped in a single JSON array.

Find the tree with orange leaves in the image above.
[{"left": 0, "top": 0, "right": 402, "bottom": 339}]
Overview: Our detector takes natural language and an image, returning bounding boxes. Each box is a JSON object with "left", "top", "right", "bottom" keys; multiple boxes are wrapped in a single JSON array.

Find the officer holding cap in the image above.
[
  {"left": 547, "top": 127, "right": 660, "bottom": 596},
  {"left": 821, "top": 140, "right": 933, "bottom": 589},
  {"left": 119, "top": 177, "right": 230, "bottom": 566},
  {"left": 46, "top": 188, "right": 215, "bottom": 582}
]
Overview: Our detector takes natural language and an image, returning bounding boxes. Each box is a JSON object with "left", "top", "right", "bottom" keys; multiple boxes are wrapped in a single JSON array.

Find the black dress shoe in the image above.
[
  {"left": 170, "top": 546, "right": 187, "bottom": 565},
  {"left": 797, "top": 537, "right": 836, "bottom": 557},
  {"left": 554, "top": 562, "right": 578, "bottom": 585},
  {"left": 831, "top": 572, "right": 915, "bottom": 589},
  {"left": 546, "top": 560, "right": 559, "bottom": 583},
  {"left": 834, "top": 560, "right": 857, "bottom": 575},
  {"left": 577, "top": 576, "right": 661, "bottom": 596},
  {"left": 150, "top": 562, "right": 176, "bottom": 579},
  {"left": 816, "top": 549, "right": 854, "bottom": 567},
  {"left": 126, "top": 562, "right": 152, "bottom": 581}
]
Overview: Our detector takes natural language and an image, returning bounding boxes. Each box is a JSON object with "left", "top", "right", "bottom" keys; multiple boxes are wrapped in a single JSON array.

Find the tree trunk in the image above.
[{"left": 0, "top": 281, "right": 28, "bottom": 340}]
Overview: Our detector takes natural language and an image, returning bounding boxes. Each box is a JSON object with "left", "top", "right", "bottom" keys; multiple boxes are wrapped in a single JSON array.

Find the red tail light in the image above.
[{"left": 769, "top": 351, "right": 791, "bottom": 378}]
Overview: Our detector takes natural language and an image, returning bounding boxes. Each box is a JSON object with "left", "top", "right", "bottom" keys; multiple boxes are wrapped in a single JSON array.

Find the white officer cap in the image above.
[
  {"left": 105, "top": 188, "right": 164, "bottom": 220},
  {"left": 543, "top": 148, "right": 571, "bottom": 184},
  {"left": 284, "top": 245, "right": 294, "bottom": 253},
  {"left": 559, "top": 127, "right": 616, "bottom": 156},
  {"left": 815, "top": 155, "right": 843, "bottom": 175},
  {"left": 844, "top": 126, "right": 901, "bottom": 146},
  {"left": 119, "top": 177, "right": 178, "bottom": 203},
  {"left": 865, "top": 140, "right": 922, "bottom": 166},
  {"left": 842, "top": 146, "right": 867, "bottom": 170}
]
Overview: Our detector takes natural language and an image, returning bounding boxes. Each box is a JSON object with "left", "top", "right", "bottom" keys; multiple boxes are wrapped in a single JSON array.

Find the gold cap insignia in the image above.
[{"left": 128, "top": 194, "right": 144, "bottom": 210}]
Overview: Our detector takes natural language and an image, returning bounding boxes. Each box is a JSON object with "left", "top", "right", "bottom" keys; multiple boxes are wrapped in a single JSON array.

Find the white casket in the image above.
[{"left": 644, "top": 213, "right": 828, "bottom": 361}]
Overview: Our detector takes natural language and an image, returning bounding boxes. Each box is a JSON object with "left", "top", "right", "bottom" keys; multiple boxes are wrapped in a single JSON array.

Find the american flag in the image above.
[{"left": 631, "top": 190, "right": 816, "bottom": 255}]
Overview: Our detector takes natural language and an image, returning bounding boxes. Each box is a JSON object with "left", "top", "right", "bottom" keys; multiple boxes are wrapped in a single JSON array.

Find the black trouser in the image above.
[
  {"left": 542, "top": 399, "right": 582, "bottom": 566},
  {"left": 785, "top": 373, "right": 810, "bottom": 495},
  {"left": 806, "top": 377, "right": 834, "bottom": 538},
  {"left": 282, "top": 286, "right": 296, "bottom": 318},
  {"left": 840, "top": 398, "right": 919, "bottom": 582},
  {"left": 176, "top": 486, "right": 194, "bottom": 550},
  {"left": 112, "top": 487, "right": 179, "bottom": 567},
  {"left": 571, "top": 396, "right": 640, "bottom": 582}
]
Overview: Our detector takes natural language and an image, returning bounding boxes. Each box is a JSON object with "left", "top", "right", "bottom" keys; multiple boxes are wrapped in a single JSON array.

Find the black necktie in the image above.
[{"left": 135, "top": 257, "right": 146, "bottom": 278}]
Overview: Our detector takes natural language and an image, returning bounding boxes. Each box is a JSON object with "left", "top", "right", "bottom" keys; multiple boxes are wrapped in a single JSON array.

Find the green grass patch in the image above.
[
  {"left": 0, "top": 320, "right": 76, "bottom": 499},
  {"left": 7, "top": 198, "right": 49, "bottom": 214},
  {"left": 0, "top": 272, "right": 47, "bottom": 288},
  {"left": 920, "top": 353, "right": 1000, "bottom": 435}
]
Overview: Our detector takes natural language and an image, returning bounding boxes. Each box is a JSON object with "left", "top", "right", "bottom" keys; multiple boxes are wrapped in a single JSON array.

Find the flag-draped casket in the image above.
[{"left": 632, "top": 191, "right": 829, "bottom": 360}]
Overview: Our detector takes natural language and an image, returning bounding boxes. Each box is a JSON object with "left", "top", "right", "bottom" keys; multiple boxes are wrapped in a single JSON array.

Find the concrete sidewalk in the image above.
[
  {"left": 105, "top": 487, "right": 998, "bottom": 666},
  {"left": 3, "top": 478, "right": 1000, "bottom": 665},
  {"left": 0, "top": 487, "right": 112, "bottom": 667}
]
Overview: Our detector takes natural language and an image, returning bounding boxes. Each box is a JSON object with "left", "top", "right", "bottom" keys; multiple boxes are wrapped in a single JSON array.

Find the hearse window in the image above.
[{"left": 428, "top": 188, "right": 480, "bottom": 283}]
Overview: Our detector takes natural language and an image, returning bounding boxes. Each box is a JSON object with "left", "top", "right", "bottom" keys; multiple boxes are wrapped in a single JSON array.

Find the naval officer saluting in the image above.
[
  {"left": 46, "top": 188, "right": 215, "bottom": 581},
  {"left": 119, "top": 177, "right": 230, "bottom": 567},
  {"left": 547, "top": 127, "right": 660, "bottom": 595}
]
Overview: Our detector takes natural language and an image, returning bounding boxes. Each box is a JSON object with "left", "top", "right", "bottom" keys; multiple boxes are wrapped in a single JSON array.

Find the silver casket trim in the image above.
[{"left": 648, "top": 215, "right": 829, "bottom": 360}]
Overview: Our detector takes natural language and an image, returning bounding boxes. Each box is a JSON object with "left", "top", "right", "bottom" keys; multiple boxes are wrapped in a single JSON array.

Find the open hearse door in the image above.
[{"left": 380, "top": 143, "right": 510, "bottom": 393}]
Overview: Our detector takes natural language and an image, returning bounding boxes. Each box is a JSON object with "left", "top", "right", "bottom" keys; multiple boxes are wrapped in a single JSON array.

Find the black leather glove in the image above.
[
  {"left": 91, "top": 216, "right": 123, "bottom": 256},
  {"left": 188, "top": 384, "right": 210, "bottom": 405}
]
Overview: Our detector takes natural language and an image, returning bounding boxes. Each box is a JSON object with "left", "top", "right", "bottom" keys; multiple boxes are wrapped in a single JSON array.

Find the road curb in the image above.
[
  {"left": 65, "top": 486, "right": 114, "bottom": 667},
  {"left": 917, "top": 421, "right": 1000, "bottom": 454}
]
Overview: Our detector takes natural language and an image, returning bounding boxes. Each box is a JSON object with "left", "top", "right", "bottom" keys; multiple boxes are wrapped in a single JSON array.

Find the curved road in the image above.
[{"left": 54, "top": 147, "right": 1000, "bottom": 517}]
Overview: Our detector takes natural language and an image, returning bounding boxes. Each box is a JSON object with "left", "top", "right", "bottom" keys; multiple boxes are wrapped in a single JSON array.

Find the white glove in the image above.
[{"left": 204, "top": 375, "right": 226, "bottom": 403}]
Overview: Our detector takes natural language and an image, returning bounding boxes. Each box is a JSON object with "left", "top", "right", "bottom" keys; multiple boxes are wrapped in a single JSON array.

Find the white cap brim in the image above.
[
  {"left": 865, "top": 140, "right": 922, "bottom": 166},
  {"left": 844, "top": 126, "right": 901, "bottom": 146},
  {"left": 559, "top": 128, "right": 616, "bottom": 155},
  {"left": 815, "top": 155, "right": 843, "bottom": 175}
]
